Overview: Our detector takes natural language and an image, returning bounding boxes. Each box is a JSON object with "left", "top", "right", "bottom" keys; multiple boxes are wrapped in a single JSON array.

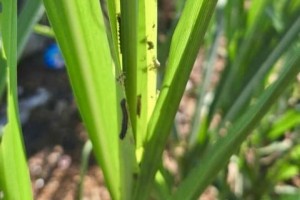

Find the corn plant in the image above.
[{"left": 0, "top": 0, "right": 300, "bottom": 199}]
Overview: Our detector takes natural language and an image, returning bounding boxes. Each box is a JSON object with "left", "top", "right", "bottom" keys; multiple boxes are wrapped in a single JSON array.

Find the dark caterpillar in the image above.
[
  {"left": 137, "top": 95, "right": 141, "bottom": 117},
  {"left": 119, "top": 98, "right": 128, "bottom": 139}
]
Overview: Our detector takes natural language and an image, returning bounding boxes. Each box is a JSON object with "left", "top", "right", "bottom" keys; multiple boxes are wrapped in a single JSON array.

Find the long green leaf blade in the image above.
[
  {"left": 43, "top": 1, "right": 137, "bottom": 199},
  {"left": 0, "top": 0, "right": 43, "bottom": 99},
  {"left": 0, "top": 0, "right": 32, "bottom": 199},
  {"left": 17, "top": 0, "right": 44, "bottom": 58},
  {"left": 135, "top": 0, "right": 158, "bottom": 148},
  {"left": 133, "top": 0, "right": 218, "bottom": 199},
  {"left": 106, "top": 0, "right": 121, "bottom": 71},
  {"left": 120, "top": 0, "right": 138, "bottom": 135}
]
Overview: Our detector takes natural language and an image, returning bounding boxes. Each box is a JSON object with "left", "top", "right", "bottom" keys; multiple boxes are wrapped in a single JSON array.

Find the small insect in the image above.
[
  {"left": 119, "top": 98, "right": 128, "bottom": 140},
  {"left": 137, "top": 95, "right": 142, "bottom": 117},
  {"left": 140, "top": 36, "right": 154, "bottom": 50},
  {"left": 149, "top": 57, "right": 161, "bottom": 70},
  {"left": 147, "top": 41, "right": 154, "bottom": 50},
  {"left": 116, "top": 72, "right": 126, "bottom": 85}
]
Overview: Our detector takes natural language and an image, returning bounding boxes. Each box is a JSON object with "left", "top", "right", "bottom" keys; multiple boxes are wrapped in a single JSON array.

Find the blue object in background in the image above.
[{"left": 44, "top": 43, "right": 65, "bottom": 69}]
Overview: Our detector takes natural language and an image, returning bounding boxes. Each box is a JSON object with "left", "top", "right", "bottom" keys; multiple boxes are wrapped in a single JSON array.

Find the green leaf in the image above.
[
  {"left": 17, "top": 0, "right": 44, "bottom": 58},
  {"left": 133, "top": 0, "right": 218, "bottom": 199},
  {"left": 271, "top": 163, "right": 299, "bottom": 182},
  {"left": 0, "top": 57, "right": 6, "bottom": 101},
  {"left": 0, "top": 0, "right": 32, "bottom": 199},
  {"left": 268, "top": 109, "right": 300, "bottom": 139},
  {"left": 120, "top": 0, "right": 138, "bottom": 135},
  {"left": 105, "top": 0, "right": 121, "bottom": 71},
  {"left": 33, "top": 24, "right": 55, "bottom": 38},
  {"left": 276, "top": 192, "right": 300, "bottom": 200},
  {"left": 43, "top": 1, "right": 137, "bottom": 199},
  {"left": 1, "top": 0, "right": 44, "bottom": 99},
  {"left": 135, "top": 0, "right": 158, "bottom": 147},
  {"left": 77, "top": 140, "right": 93, "bottom": 200},
  {"left": 290, "top": 145, "right": 300, "bottom": 160}
]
